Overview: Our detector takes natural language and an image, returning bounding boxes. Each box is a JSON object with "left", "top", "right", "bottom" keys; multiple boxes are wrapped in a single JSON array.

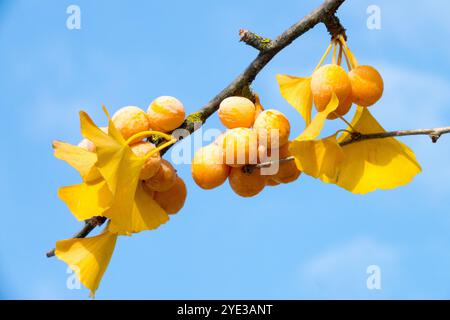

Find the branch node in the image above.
[
  {"left": 323, "top": 14, "right": 347, "bottom": 40},
  {"left": 429, "top": 132, "right": 441, "bottom": 143},
  {"left": 239, "top": 29, "right": 272, "bottom": 51}
]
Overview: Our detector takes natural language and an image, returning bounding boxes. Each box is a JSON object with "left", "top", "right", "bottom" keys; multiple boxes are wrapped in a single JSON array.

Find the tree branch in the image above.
[
  {"left": 239, "top": 29, "right": 272, "bottom": 51},
  {"left": 46, "top": 0, "right": 346, "bottom": 257},
  {"left": 253, "top": 126, "right": 450, "bottom": 170}
]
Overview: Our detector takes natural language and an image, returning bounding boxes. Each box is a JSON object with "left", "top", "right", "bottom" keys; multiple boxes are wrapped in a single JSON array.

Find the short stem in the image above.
[
  {"left": 314, "top": 43, "right": 333, "bottom": 71},
  {"left": 125, "top": 131, "right": 173, "bottom": 146},
  {"left": 334, "top": 112, "right": 356, "bottom": 131}
]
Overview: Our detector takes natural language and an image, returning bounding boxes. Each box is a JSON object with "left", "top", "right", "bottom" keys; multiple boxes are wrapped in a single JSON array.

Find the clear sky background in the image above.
[{"left": 1, "top": 0, "right": 450, "bottom": 299}]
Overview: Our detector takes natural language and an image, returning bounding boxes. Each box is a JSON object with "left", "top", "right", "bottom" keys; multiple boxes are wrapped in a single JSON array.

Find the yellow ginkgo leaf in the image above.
[
  {"left": 277, "top": 74, "right": 312, "bottom": 126},
  {"left": 55, "top": 227, "right": 118, "bottom": 297},
  {"left": 53, "top": 141, "right": 101, "bottom": 182},
  {"left": 297, "top": 93, "right": 339, "bottom": 141},
  {"left": 58, "top": 178, "right": 112, "bottom": 221},
  {"left": 79, "top": 111, "right": 130, "bottom": 193},
  {"left": 109, "top": 183, "right": 169, "bottom": 235},
  {"left": 78, "top": 109, "right": 172, "bottom": 233},
  {"left": 335, "top": 107, "right": 422, "bottom": 194},
  {"left": 290, "top": 134, "right": 344, "bottom": 182}
]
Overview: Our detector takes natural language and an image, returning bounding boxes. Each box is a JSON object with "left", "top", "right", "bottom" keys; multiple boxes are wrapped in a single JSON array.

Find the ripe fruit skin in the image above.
[
  {"left": 112, "top": 106, "right": 150, "bottom": 140},
  {"left": 253, "top": 109, "right": 291, "bottom": 148},
  {"left": 229, "top": 167, "right": 266, "bottom": 197},
  {"left": 192, "top": 145, "right": 230, "bottom": 190},
  {"left": 130, "top": 141, "right": 161, "bottom": 180},
  {"left": 78, "top": 138, "right": 95, "bottom": 152},
  {"left": 218, "top": 96, "right": 256, "bottom": 129},
  {"left": 311, "top": 64, "right": 352, "bottom": 112},
  {"left": 147, "top": 96, "right": 185, "bottom": 132},
  {"left": 154, "top": 176, "right": 187, "bottom": 215},
  {"left": 272, "top": 143, "right": 301, "bottom": 184},
  {"left": 326, "top": 93, "right": 352, "bottom": 120},
  {"left": 221, "top": 128, "right": 258, "bottom": 167},
  {"left": 349, "top": 65, "right": 384, "bottom": 107},
  {"left": 266, "top": 179, "right": 280, "bottom": 187},
  {"left": 144, "top": 159, "right": 177, "bottom": 192}
]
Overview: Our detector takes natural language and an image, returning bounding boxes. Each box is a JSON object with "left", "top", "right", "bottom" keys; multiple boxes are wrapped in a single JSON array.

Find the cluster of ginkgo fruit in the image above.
[
  {"left": 191, "top": 96, "right": 301, "bottom": 197},
  {"left": 78, "top": 96, "right": 187, "bottom": 215},
  {"left": 310, "top": 36, "right": 384, "bottom": 119}
]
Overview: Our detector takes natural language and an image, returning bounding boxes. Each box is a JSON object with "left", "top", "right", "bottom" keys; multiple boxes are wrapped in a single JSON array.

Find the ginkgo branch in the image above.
[
  {"left": 46, "top": 0, "right": 347, "bottom": 258},
  {"left": 253, "top": 126, "right": 450, "bottom": 170}
]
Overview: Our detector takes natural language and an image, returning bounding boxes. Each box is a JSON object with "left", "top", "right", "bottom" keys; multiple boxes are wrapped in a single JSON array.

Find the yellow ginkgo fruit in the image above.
[
  {"left": 154, "top": 176, "right": 187, "bottom": 215},
  {"left": 130, "top": 141, "right": 162, "bottom": 180},
  {"left": 311, "top": 64, "right": 352, "bottom": 113},
  {"left": 147, "top": 96, "right": 186, "bottom": 132},
  {"left": 191, "top": 144, "right": 230, "bottom": 190},
  {"left": 253, "top": 109, "right": 291, "bottom": 149},
  {"left": 271, "top": 143, "right": 301, "bottom": 184},
  {"left": 221, "top": 128, "right": 258, "bottom": 167},
  {"left": 218, "top": 96, "right": 256, "bottom": 129},
  {"left": 112, "top": 106, "right": 150, "bottom": 141},
  {"left": 349, "top": 65, "right": 384, "bottom": 107},
  {"left": 77, "top": 138, "right": 96, "bottom": 152},
  {"left": 229, "top": 167, "right": 266, "bottom": 197},
  {"left": 144, "top": 159, "right": 177, "bottom": 192},
  {"left": 55, "top": 227, "right": 118, "bottom": 297}
]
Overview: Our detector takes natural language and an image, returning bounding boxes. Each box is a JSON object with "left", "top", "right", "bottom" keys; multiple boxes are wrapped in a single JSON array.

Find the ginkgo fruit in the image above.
[
  {"left": 191, "top": 144, "right": 230, "bottom": 190},
  {"left": 229, "top": 167, "right": 266, "bottom": 197},
  {"left": 326, "top": 94, "right": 353, "bottom": 120},
  {"left": 348, "top": 65, "right": 384, "bottom": 107},
  {"left": 221, "top": 128, "right": 258, "bottom": 167},
  {"left": 112, "top": 106, "right": 150, "bottom": 141},
  {"left": 147, "top": 96, "right": 185, "bottom": 132},
  {"left": 311, "top": 64, "right": 352, "bottom": 114},
  {"left": 78, "top": 138, "right": 95, "bottom": 152},
  {"left": 144, "top": 159, "right": 177, "bottom": 192},
  {"left": 77, "top": 127, "right": 108, "bottom": 152},
  {"left": 154, "top": 176, "right": 187, "bottom": 214},
  {"left": 130, "top": 141, "right": 162, "bottom": 180},
  {"left": 272, "top": 143, "right": 301, "bottom": 183},
  {"left": 218, "top": 96, "right": 256, "bottom": 129},
  {"left": 266, "top": 178, "right": 280, "bottom": 187},
  {"left": 253, "top": 109, "right": 291, "bottom": 148}
]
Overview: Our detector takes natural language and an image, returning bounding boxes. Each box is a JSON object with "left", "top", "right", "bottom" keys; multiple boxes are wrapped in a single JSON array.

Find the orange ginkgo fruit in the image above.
[
  {"left": 218, "top": 96, "right": 256, "bottom": 129},
  {"left": 326, "top": 93, "right": 353, "bottom": 120},
  {"left": 192, "top": 144, "right": 230, "bottom": 190},
  {"left": 311, "top": 64, "right": 352, "bottom": 115},
  {"left": 154, "top": 176, "right": 187, "bottom": 214},
  {"left": 229, "top": 167, "right": 266, "bottom": 197},
  {"left": 253, "top": 109, "right": 291, "bottom": 149},
  {"left": 348, "top": 65, "right": 384, "bottom": 107},
  {"left": 271, "top": 142, "right": 301, "bottom": 184},
  {"left": 147, "top": 96, "right": 186, "bottom": 132},
  {"left": 130, "top": 141, "right": 162, "bottom": 180},
  {"left": 77, "top": 138, "right": 96, "bottom": 152},
  {"left": 221, "top": 128, "right": 258, "bottom": 167},
  {"left": 144, "top": 159, "right": 177, "bottom": 192},
  {"left": 266, "top": 178, "right": 281, "bottom": 187},
  {"left": 112, "top": 106, "right": 150, "bottom": 141}
]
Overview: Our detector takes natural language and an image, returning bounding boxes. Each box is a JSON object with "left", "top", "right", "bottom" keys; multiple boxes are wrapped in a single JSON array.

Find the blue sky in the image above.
[{"left": 1, "top": 0, "right": 450, "bottom": 299}]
